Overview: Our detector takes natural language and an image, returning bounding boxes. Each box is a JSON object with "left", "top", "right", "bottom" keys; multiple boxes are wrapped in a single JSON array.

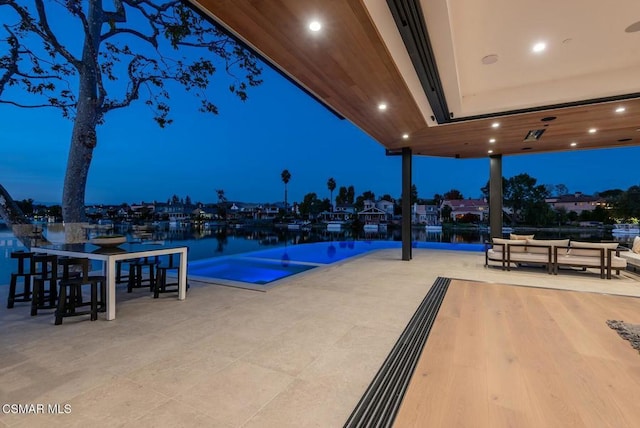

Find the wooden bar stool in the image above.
[
  {"left": 115, "top": 259, "right": 134, "bottom": 284},
  {"left": 127, "top": 257, "right": 158, "bottom": 293},
  {"left": 7, "top": 251, "right": 34, "bottom": 309},
  {"left": 55, "top": 258, "right": 105, "bottom": 325},
  {"left": 30, "top": 254, "right": 59, "bottom": 315},
  {"left": 154, "top": 254, "right": 188, "bottom": 298}
]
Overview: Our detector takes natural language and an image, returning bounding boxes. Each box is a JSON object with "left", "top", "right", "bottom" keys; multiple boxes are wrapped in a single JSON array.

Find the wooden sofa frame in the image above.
[{"left": 485, "top": 242, "right": 625, "bottom": 279}]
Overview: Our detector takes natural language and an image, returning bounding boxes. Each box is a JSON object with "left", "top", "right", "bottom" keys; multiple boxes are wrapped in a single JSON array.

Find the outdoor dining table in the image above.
[{"left": 32, "top": 242, "right": 188, "bottom": 320}]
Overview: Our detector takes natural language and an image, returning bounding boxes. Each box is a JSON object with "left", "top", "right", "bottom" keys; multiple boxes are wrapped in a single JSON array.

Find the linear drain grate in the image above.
[{"left": 344, "top": 276, "right": 451, "bottom": 428}]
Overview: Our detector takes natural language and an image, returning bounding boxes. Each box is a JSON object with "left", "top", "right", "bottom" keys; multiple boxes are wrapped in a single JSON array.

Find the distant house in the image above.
[
  {"left": 375, "top": 199, "right": 395, "bottom": 217},
  {"left": 545, "top": 192, "right": 605, "bottom": 214},
  {"left": 320, "top": 203, "right": 356, "bottom": 222},
  {"left": 441, "top": 199, "right": 488, "bottom": 221},
  {"left": 253, "top": 204, "right": 279, "bottom": 220},
  {"left": 412, "top": 203, "right": 439, "bottom": 225},
  {"left": 357, "top": 206, "right": 388, "bottom": 224}
]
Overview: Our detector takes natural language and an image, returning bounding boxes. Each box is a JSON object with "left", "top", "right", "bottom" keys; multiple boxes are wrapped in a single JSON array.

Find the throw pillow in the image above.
[
  {"left": 632, "top": 236, "right": 640, "bottom": 254},
  {"left": 510, "top": 233, "right": 535, "bottom": 240},
  {"left": 492, "top": 238, "right": 527, "bottom": 253},
  {"left": 569, "top": 241, "right": 619, "bottom": 258},
  {"left": 526, "top": 239, "right": 570, "bottom": 254}
]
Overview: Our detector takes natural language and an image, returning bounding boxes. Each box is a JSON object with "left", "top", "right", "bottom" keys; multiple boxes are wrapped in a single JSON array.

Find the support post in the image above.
[
  {"left": 489, "top": 154, "right": 503, "bottom": 239},
  {"left": 402, "top": 147, "right": 412, "bottom": 260}
]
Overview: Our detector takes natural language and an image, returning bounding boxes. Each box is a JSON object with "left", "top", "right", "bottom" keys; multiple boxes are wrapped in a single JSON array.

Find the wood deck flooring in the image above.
[{"left": 393, "top": 280, "right": 640, "bottom": 428}]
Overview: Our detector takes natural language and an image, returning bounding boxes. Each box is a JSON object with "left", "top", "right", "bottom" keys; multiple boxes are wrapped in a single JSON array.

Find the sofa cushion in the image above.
[
  {"left": 557, "top": 254, "right": 626, "bottom": 269},
  {"left": 486, "top": 249, "right": 504, "bottom": 261},
  {"left": 569, "top": 241, "right": 619, "bottom": 258},
  {"left": 621, "top": 251, "right": 640, "bottom": 267},
  {"left": 632, "top": 236, "right": 640, "bottom": 254},
  {"left": 492, "top": 238, "right": 527, "bottom": 253},
  {"left": 509, "top": 252, "right": 552, "bottom": 263},
  {"left": 510, "top": 233, "right": 535, "bottom": 240},
  {"left": 526, "top": 239, "right": 570, "bottom": 254}
]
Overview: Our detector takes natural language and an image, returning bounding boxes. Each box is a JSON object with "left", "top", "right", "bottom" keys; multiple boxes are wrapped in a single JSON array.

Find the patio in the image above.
[{"left": 1, "top": 248, "right": 639, "bottom": 427}]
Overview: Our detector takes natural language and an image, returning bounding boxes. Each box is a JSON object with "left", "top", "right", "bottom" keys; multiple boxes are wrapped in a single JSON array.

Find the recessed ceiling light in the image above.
[
  {"left": 570, "top": 142, "right": 577, "bottom": 147},
  {"left": 625, "top": 21, "right": 640, "bottom": 33},
  {"left": 481, "top": 54, "right": 499, "bottom": 65},
  {"left": 532, "top": 42, "right": 546, "bottom": 53},
  {"left": 491, "top": 122, "right": 500, "bottom": 128},
  {"left": 488, "top": 150, "right": 493, "bottom": 154},
  {"left": 489, "top": 138, "right": 496, "bottom": 143},
  {"left": 308, "top": 21, "right": 322, "bottom": 32},
  {"left": 378, "top": 103, "right": 387, "bottom": 111},
  {"left": 615, "top": 106, "right": 626, "bottom": 113},
  {"left": 402, "top": 133, "right": 409, "bottom": 140},
  {"left": 588, "top": 128, "right": 597, "bottom": 134}
]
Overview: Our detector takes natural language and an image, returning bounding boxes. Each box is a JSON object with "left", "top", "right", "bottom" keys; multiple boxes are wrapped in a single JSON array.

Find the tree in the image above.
[
  {"left": 327, "top": 177, "right": 336, "bottom": 209},
  {"left": 554, "top": 184, "right": 569, "bottom": 196},
  {"left": 216, "top": 189, "right": 227, "bottom": 220},
  {"left": 616, "top": 185, "right": 640, "bottom": 220},
  {"left": 0, "top": 1, "right": 262, "bottom": 223},
  {"left": 347, "top": 185, "right": 355, "bottom": 204},
  {"left": 410, "top": 184, "right": 418, "bottom": 205},
  {"left": 281, "top": 169, "right": 291, "bottom": 214},
  {"left": 0, "top": 24, "right": 19, "bottom": 96},
  {"left": 444, "top": 189, "right": 463, "bottom": 200},
  {"left": 299, "top": 192, "right": 322, "bottom": 219},
  {"left": 15, "top": 198, "right": 34, "bottom": 216},
  {"left": 441, "top": 205, "right": 452, "bottom": 223},
  {"left": 355, "top": 190, "right": 375, "bottom": 212},
  {"left": 336, "top": 186, "right": 347, "bottom": 205},
  {"left": 503, "top": 173, "right": 549, "bottom": 225}
]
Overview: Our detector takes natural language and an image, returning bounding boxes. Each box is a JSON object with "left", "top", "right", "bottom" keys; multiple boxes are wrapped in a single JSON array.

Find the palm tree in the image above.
[
  {"left": 327, "top": 177, "right": 336, "bottom": 210},
  {"left": 281, "top": 169, "right": 291, "bottom": 215}
]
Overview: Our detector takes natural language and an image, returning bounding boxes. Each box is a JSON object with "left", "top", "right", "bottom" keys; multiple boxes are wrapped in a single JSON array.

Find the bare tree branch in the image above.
[
  {"left": 32, "top": 0, "right": 81, "bottom": 68},
  {"left": 0, "top": 99, "right": 73, "bottom": 108},
  {"left": 101, "top": 28, "right": 158, "bottom": 47}
]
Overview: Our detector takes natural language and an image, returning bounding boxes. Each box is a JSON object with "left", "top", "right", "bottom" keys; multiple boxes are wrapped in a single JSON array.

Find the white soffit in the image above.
[{"left": 363, "top": 0, "right": 438, "bottom": 127}]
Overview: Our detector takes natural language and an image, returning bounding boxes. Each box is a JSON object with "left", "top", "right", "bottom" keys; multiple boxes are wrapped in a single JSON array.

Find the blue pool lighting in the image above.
[{"left": 187, "top": 240, "right": 483, "bottom": 289}]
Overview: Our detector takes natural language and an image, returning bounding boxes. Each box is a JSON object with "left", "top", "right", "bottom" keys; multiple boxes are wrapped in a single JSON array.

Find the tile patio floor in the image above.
[{"left": 1, "top": 248, "right": 639, "bottom": 427}]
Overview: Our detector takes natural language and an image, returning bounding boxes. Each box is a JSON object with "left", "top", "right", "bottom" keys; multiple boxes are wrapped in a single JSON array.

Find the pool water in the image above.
[
  {"left": 187, "top": 240, "right": 484, "bottom": 288},
  {"left": 188, "top": 258, "right": 316, "bottom": 285}
]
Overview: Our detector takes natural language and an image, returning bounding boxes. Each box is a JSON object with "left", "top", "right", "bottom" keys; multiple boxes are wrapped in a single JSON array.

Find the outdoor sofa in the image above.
[
  {"left": 485, "top": 236, "right": 627, "bottom": 279},
  {"left": 619, "top": 236, "right": 640, "bottom": 272}
]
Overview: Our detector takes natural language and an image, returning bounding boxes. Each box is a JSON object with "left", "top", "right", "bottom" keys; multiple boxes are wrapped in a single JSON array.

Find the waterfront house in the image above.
[
  {"left": 441, "top": 199, "right": 489, "bottom": 222},
  {"left": 357, "top": 205, "right": 388, "bottom": 225},
  {"left": 376, "top": 199, "right": 395, "bottom": 217},
  {"left": 545, "top": 192, "right": 606, "bottom": 215},
  {"left": 411, "top": 203, "right": 439, "bottom": 225}
]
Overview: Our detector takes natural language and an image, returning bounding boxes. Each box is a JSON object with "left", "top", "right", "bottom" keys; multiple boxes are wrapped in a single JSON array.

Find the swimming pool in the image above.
[{"left": 187, "top": 240, "right": 483, "bottom": 289}]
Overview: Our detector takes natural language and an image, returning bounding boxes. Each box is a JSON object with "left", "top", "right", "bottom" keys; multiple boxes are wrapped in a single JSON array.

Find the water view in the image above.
[{"left": 1, "top": 221, "right": 633, "bottom": 282}]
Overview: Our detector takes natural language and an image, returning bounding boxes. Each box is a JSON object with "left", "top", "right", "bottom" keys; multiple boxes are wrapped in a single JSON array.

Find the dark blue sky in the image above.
[{"left": 2, "top": 4, "right": 639, "bottom": 206}]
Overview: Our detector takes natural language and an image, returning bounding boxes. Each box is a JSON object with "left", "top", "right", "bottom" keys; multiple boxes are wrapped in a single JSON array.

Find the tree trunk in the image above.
[
  {"left": 62, "top": 105, "right": 97, "bottom": 223},
  {"left": 61, "top": 0, "right": 102, "bottom": 224},
  {"left": 0, "top": 184, "right": 50, "bottom": 248}
]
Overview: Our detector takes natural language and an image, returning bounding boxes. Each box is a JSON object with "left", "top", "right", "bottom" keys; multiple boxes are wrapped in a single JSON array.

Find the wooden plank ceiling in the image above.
[{"left": 190, "top": 0, "right": 640, "bottom": 159}]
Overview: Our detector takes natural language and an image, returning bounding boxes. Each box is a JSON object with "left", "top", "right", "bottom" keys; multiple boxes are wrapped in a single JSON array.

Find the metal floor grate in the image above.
[{"left": 344, "top": 276, "right": 451, "bottom": 428}]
